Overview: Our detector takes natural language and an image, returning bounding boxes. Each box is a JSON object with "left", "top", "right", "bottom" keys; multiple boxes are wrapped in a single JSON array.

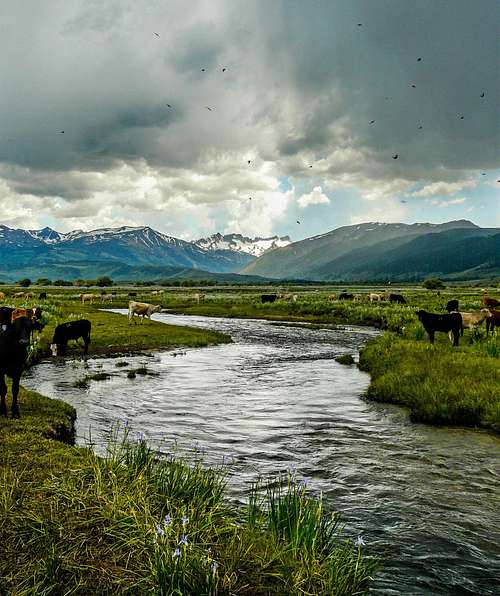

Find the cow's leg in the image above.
[
  {"left": 0, "top": 373, "right": 7, "bottom": 417},
  {"left": 452, "top": 329, "right": 459, "bottom": 347},
  {"left": 428, "top": 330, "right": 435, "bottom": 344},
  {"left": 11, "top": 375, "right": 20, "bottom": 418}
]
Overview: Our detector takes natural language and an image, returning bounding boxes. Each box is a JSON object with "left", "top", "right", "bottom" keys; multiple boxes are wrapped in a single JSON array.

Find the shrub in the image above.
[
  {"left": 18, "top": 278, "right": 32, "bottom": 287},
  {"left": 422, "top": 277, "right": 445, "bottom": 290}
]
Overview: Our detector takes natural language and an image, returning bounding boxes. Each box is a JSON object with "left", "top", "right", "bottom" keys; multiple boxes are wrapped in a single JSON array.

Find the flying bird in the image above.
[
  {"left": 480, "top": 92, "right": 485, "bottom": 98},
  {"left": 392, "top": 154, "right": 399, "bottom": 160},
  {"left": 309, "top": 165, "right": 313, "bottom": 168},
  {"left": 205, "top": 106, "right": 213, "bottom": 111},
  {"left": 247, "top": 160, "right": 251, "bottom": 164},
  {"left": 296, "top": 220, "right": 301, "bottom": 224},
  {"left": 357, "top": 23, "right": 362, "bottom": 26},
  {"left": 201, "top": 68, "right": 206, "bottom": 72},
  {"left": 166, "top": 104, "right": 172, "bottom": 108},
  {"left": 369, "top": 120, "right": 375, "bottom": 124},
  {"left": 153, "top": 32, "right": 160, "bottom": 37},
  {"left": 418, "top": 125, "right": 423, "bottom": 129},
  {"left": 59, "top": 131, "right": 65, "bottom": 134},
  {"left": 410, "top": 83, "right": 417, "bottom": 88},
  {"left": 459, "top": 115, "right": 464, "bottom": 119},
  {"left": 248, "top": 197, "right": 252, "bottom": 200},
  {"left": 222, "top": 67, "right": 227, "bottom": 72},
  {"left": 481, "top": 172, "right": 486, "bottom": 176},
  {"left": 417, "top": 57, "right": 422, "bottom": 62},
  {"left": 401, "top": 200, "right": 407, "bottom": 203}
]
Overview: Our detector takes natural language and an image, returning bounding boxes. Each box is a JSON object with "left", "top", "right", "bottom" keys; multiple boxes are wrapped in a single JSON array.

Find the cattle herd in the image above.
[{"left": 0, "top": 287, "right": 498, "bottom": 417}]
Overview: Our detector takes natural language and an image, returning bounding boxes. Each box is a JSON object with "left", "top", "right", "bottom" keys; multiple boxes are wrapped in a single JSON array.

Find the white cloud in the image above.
[
  {"left": 429, "top": 197, "right": 467, "bottom": 208},
  {"left": 412, "top": 181, "right": 477, "bottom": 198},
  {"left": 297, "top": 186, "right": 330, "bottom": 208}
]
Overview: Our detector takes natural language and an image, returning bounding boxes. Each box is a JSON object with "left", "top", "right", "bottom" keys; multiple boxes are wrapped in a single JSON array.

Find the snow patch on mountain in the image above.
[{"left": 195, "top": 233, "right": 292, "bottom": 257}]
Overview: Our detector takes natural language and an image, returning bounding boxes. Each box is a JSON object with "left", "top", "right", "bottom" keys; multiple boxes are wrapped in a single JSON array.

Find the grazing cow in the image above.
[
  {"left": 369, "top": 293, "right": 381, "bottom": 302},
  {"left": 193, "top": 292, "right": 205, "bottom": 304},
  {"left": 338, "top": 292, "right": 354, "bottom": 301},
  {"left": 261, "top": 294, "right": 278, "bottom": 303},
  {"left": 389, "top": 293, "right": 406, "bottom": 304},
  {"left": 51, "top": 319, "right": 91, "bottom": 356},
  {"left": 485, "top": 308, "right": 500, "bottom": 335},
  {"left": 80, "top": 293, "right": 97, "bottom": 304},
  {"left": 328, "top": 294, "right": 337, "bottom": 301},
  {"left": 460, "top": 310, "right": 491, "bottom": 334},
  {"left": 0, "top": 309, "right": 34, "bottom": 417},
  {"left": 482, "top": 294, "right": 500, "bottom": 309},
  {"left": 38, "top": 291, "right": 47, "bottom": 300},
  {"left": 446, "top": 299, "right": 459, "bottom": 312},
  {"left": 0, "top": 292, "right": 5, "bottom": 300},
  {"left": 24, "top": 292, "right": 35, "bottom": 299},
  {"left": 278, "top": 293, "right": 297, "bottom": 302},
  {"left": 128, "top": 301, "right": 162, "bottom": 324},
  {"left": 12, "top": 292, "right": 25, "bottom": 298},
  {"left": 151, "top": 290, "right": 164, "bottom": 296},
  {"left": 416, "top": 310, "right": 462, "bottom": 346},
  {"left": 100, "top": 294, "right": 113, "bottom": 303}
]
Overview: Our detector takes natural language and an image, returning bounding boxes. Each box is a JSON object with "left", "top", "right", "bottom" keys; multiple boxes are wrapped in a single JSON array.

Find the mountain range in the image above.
[{"left": 0, "top": 220, "right": 497, "bottom": 282}]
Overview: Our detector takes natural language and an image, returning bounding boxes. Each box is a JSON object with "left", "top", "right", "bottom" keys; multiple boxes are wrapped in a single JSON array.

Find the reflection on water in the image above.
[{"left": 23, "top": 312, "right": 500, "bottom": 595}]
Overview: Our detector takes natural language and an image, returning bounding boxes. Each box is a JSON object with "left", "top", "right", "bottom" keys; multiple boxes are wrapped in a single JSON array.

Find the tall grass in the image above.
[{"left": 0, "top": 422, "right": 379, "bottom": 594}]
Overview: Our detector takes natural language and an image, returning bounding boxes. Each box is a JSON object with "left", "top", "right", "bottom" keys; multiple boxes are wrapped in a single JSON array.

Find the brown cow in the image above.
[
  {"left": 128, "top": 301, "right": 162, "bottom": 324},
  {"left": 485, "top": 308, "right": 500, "bottom": 335}
]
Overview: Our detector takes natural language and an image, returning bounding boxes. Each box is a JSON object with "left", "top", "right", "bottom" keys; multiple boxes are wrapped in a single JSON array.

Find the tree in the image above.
[
  {"left": 53, "top": 279, "right": 73, "bottom": 286},
  {"left": 422, "top": 277, "right": 445, "bottom": 290},
  {"left": 96, "top": 276, "right": 113, "bottom": 287},
  {"left": 18, "top": 278, "right": 31, "bottom": 287},
  {"left": 36, "top": 278, "right": 52, "bottom": 285}
]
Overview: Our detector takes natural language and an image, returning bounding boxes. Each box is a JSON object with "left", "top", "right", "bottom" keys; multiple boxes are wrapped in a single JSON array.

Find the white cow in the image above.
[{"left": 128, "top": 301, "right": 162, "bottom": 324}]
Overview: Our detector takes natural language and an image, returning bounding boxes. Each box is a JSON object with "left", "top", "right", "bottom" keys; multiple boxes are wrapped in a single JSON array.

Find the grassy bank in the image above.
[
  {"left": 359, "top": 332, "right": 500, "bottom": 431},
  {"left": 0, "top": 390, "right": 378, "bottom": 594}
]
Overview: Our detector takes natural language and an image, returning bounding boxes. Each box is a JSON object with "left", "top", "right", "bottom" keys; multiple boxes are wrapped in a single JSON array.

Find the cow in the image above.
[
  {"left": 128, "top": 301, "right": 162, "bottom": 324},
  {"left": 445, "top": 299, "right": 459, "bottom": 312},
  {"left": 128, "top": 292, "right": 137, "bottom": 297},
  {"left": 12, "top": 292, "right": 25, "bottom": 298},
  {"left": 0, "top": 292, "right": 5, "bottom": 300},
  {"left": 389, "top": 293, "right": 406, "bottom": 304},
  {"left": 193, "top": 292, "right": 205, "bottom": 304},
  {"left": 100, "top": 294, "right": 113, "bottom": 303},
  {"left": 151, "top": 290, "right": 164, "bottom": 296},
  {"left": 1, "top": 306, "right": 43, "bottom": 333},
  {"left": 278, "top": 293, "right": 298, "bottom": 302},
  {"left": 482, "top": 294, "right": 500, "bottom": 309},
  {"left": 354, "top": 293, "right": 366, "bottom": 302},
  {"left": 485, "top": 308, "right": 500, "bottom": 335},
  {"left": 369, "top": 293, "right": 381, "bottom": 302},
  {"left": 51, "top": 319, "right": 91, "bottom": 357},
  {"left": 416, "top": 310, "right": 462, "bottom": 346},
  {"left": 38, "top": 291, "right": 47, "bottom": 300},
  {"left": 24, "top": 292, "right": 35, "bottom": 299},
  {"left": 338, "top": 292, "right": 354, "bottom": 301},
  {"left": 328, "top": 294, "right": 337, "bottom": 301},
  {"left": 261, "top": 294, "right": 278, "bottom": 303},
  {"left": 80, "top": 293, "right": 97, "bottom": 304},
  {"left": 460, "top": 310, "right": 491, "bottom": 334},
  {"left": 0, "top": 309, "right": 34, "bottom": 417}
]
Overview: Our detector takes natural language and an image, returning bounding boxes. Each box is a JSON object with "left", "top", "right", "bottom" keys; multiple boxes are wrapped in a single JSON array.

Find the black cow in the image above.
[
  {"left": 38, "top": 292, "right": 47, "bottom": 300},
  {"left": 338, "top": 292, "right": 354, "bottom": 301},
  {"left": 0, "top": 312, "right": 34, "bottom": 417},
  {"left": 51, "top": 319, "right": 91, "bottom": 356},
  {"left": 416, "top": 310, "right": 462, "bottom": 346},
  {"left": 389, "top": 293, "right": 406, "bottom": 304},
  {"left": 128, "top": 292, "right": 137, "bottom": 297},
  {"left": 261, "top": 294, "right": 277, "bottom": 303},
  {"left": 446, "top": 299, "right": 459, "bottom": 312}
]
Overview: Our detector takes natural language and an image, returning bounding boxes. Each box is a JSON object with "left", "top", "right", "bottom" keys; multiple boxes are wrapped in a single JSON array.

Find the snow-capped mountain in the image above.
[
  {"left": 0, "top": 224, "right": 287, "bottom": 277},
  {"left": 194, "top": 233, "right": 292, "bottom": 257}
]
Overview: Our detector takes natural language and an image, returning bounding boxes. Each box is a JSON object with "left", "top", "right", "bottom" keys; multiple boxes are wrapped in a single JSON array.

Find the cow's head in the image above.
[{"left": 11, "top": 315, "right": 33, "bottom": 346}]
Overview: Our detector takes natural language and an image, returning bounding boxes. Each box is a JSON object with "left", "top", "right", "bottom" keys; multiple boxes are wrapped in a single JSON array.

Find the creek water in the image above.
[{"left": 23, "top": 311, "right": 500, "bottom": 595}]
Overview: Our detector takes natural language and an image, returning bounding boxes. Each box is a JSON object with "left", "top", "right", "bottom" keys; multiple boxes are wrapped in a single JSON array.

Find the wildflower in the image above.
[
  {"left": 301, "top": 477, "right": 311, "bottom": 487},
  {"left": 179, "top": 534, "right": 188, "bottom": 546},
  {"left": 182, "top": 515, "right": 189, "bottom": 526},
  {"left": 164, "top": 514, "right": 172, "bottom": 527},
  {"left": 155, "top": 524, "right": 164, "bottom": 537},
  {"left": 172, "top": 548, "right": 181, "bottom": 558},
  {"left": 211, "top": 561, "right": 219, "bottom": 572},
  {"left": 354, "top": 535, "right": 365, "bottom": 547}
]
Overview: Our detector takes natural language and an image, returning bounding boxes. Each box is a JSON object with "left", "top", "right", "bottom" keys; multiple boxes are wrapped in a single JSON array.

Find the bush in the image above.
[
  {"left": 422, "top": 277, "right": 445, "bottom": 290},
  {"left": 18, "top": 278, "right": 32, "bottom": 287},
  {"left": 36, "top": 278, "right": 52, "bottom": 286},
  {"left": 96, "top": 276, "right": 113, "bottom": 287},
  {"left": 53, "top": 279, "right": 73, "bottom": 287}
]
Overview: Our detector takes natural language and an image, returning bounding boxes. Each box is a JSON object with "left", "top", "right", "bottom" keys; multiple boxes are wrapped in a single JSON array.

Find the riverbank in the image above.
[{"left": 0, "top": 301, "right": 379, "bottom": 594}]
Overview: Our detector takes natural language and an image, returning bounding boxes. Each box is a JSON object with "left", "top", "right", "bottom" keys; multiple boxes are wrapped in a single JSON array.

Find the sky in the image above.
[{"left": 0, "top": 0, "right": 498, "bottom": 241}]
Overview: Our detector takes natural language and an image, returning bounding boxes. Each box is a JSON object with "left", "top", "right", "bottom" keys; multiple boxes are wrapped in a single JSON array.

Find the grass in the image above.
[{"left": 0, "top": 403, "right": 379, "bottom": 595}]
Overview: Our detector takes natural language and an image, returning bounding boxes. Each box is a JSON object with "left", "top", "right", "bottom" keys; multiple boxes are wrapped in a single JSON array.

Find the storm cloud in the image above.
[{"left": 0, "top": 0, "right": 498, "bottom": 237}]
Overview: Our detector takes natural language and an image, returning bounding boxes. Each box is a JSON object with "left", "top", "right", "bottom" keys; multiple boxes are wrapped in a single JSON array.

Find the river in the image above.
[{"left": 23, "top": 311, "right": 500, "bottom": 595}]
